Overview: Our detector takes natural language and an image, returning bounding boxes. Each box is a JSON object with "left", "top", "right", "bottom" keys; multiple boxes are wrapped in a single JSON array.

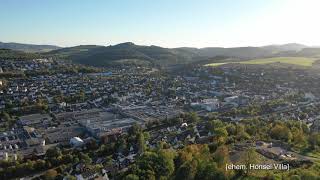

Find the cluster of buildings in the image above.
[
  {"left": 0, "top": 59, "right": 54, "bottom": 73},
  {"left": 0, "top": 108, "right": 143, "bottom": 160},
  {"left": 1, "top": 58, "right": 320, "bottom": 162},
  {"left": 0, "top": 126, "right": 45, "bottom": 160}
]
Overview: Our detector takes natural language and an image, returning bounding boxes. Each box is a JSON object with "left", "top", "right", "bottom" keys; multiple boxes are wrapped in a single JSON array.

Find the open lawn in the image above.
[
  {"left": 205, "top": 57, "right": 317, "bottom": 67},
  {"left": 304, "top": 151, "right": 320, "bottom": 163},
  {"left": 205, "top": 62, "right": 227, "bottom": 67}
]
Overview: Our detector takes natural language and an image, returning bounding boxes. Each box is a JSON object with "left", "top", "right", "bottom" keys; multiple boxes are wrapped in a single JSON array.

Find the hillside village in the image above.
[
  {"left": 0, "top": 55, "right": 320, "bottom": 179},
  {"left": 3, "top": 0, "right": 320, "bottom": 179}
]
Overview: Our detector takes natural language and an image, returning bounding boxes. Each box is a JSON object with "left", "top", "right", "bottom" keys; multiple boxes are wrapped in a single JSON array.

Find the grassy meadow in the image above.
[{"left": 205, "top": 57, "right": 317, "bottom": 67}]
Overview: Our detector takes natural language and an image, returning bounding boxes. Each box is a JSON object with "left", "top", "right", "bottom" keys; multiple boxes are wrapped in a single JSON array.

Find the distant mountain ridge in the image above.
[
  {"left": 0, "top": 49, "right": 43, "bottom": 60},
  {"left": 0, "top": 42, "right": 60, "bottom": 53},
  {"left": 2, "top": 41, "right": 320, "bottom": 66},
  {"left": 47, "top": 42, "right": 204, "bottom": 66},
  {"left": 262, "top": 43, "right": 308, "bottom": 52},
  {"left": 47, "top": 42, "right": 320, "bottom": 66}
]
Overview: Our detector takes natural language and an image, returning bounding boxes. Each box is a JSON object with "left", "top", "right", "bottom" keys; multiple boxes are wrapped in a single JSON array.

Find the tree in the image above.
[
  {"left": 78, "top": 90, "right": 85, "bottom": 102},
  {"left": 115, "top": 136, "right": 127, "bottom": 153},
  {"left": 289, "top": 175, "right": 301, "bottom": 180},
  {"left": 209, "top": 120, "right": 224, "bottom": 130},
  {"left": 208, "top": 120, "right": 228, "bottom": 144},
  {"left": 128, "top": 123, "right": 142, "bottom": 136},
  {"left": 46, "top": 147, "right": 62, "bottom": 165},
  {"left": 64, "top": 175, "right": 77, "bottom": 180},
  {"left": 270, "top": 124, "right": 292, "bottom": 142},
  {"left": 1, "top": 112, "right": 14, "bottom": 128},
  {"left": 137, "top": 132, "right": 146, "bottom": 154},
  {"left": 44, "top": 169, "right": 58, "bottom": 180},
  {"left": 226, "top": 124, "right": 236, "bottom": 136},
  {"left": 46, "top": 147, "right": 62, "bottom": 159},
  {"left": 132, "top": 150, "right": 176, "bottom": 179},
  {"left": 309, "top": 133, "right": 320, "bottom": 150},
  {"left": 214, "top": 145, "right": 230, "bottom": 169},
  {"left": 61, "top": 154, "right": 73, "bottom": 164},
  {"left": 214, "top": 145, "right": 232, "bottom": 178},
  {"left": 79, "top": 152, "right": 92, "bottom": 164},
  {"left": 187, "top": 112, "right": 200, "bottom": 123},
  {"left": 34, "top": 160, "right": 46, "bottom": 171},
  {"left": 239, "top": 148, "right": 259, "bottom": 176},
  {"left": 291, "top": 127, "right": 307, "bottom": 149},
  {"left": 2, "top": 112, "right": 11, "bottom": 121},
  {"left": 86, "top": 139, "right": 99, "bottom": 150},
  {"left": 235, "top": 124, "right": 250, "bottom": 141},
  {"left": 195, "top": 161, "right": 225, "bottom": 180},
  {"left": 216, "top": 127, "right": 228, "bottom": 143},
  {"left": 35, "top": 98, "right": 49, "bottom": 112},
  {"left": 175, "top": 160, "right": 198, "bottom": 180},
  {"left": 124, "top": 174, "right": 139, "bottom": 180}
]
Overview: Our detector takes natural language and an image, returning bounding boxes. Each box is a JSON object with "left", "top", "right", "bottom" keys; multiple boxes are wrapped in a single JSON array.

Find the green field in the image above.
[
  {"left": 205, "top": 57, "right": 317, "bottom": 67},
  {"left": 205, "top": 62, "right": 228, "bottom": 66}
]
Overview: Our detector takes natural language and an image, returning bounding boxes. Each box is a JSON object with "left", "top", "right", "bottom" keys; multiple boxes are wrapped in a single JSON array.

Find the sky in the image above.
[{"left": 0, "top": 0, "right": 320, "bottom": 48}]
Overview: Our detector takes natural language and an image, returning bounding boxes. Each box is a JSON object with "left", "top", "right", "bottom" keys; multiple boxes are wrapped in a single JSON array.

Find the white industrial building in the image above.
[{"left": 70, "top": 137, "right": 84, "bottom": 147}]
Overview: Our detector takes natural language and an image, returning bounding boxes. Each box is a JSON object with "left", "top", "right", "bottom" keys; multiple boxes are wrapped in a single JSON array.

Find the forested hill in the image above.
[
  {"left": 0, "top": 49, "right": 43, "bottom": 60},
  {"left": 47, "top": 42, "right": 320, "bottom": 67},
  {"left": 2, "top": 41, "right": 320, "bottom": 66},
  {"left": 0, "top": 42, "right": 60, "bottom": 53},
  {"left": 47, "top": 42, "right": 203, "bottom": 66}
]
